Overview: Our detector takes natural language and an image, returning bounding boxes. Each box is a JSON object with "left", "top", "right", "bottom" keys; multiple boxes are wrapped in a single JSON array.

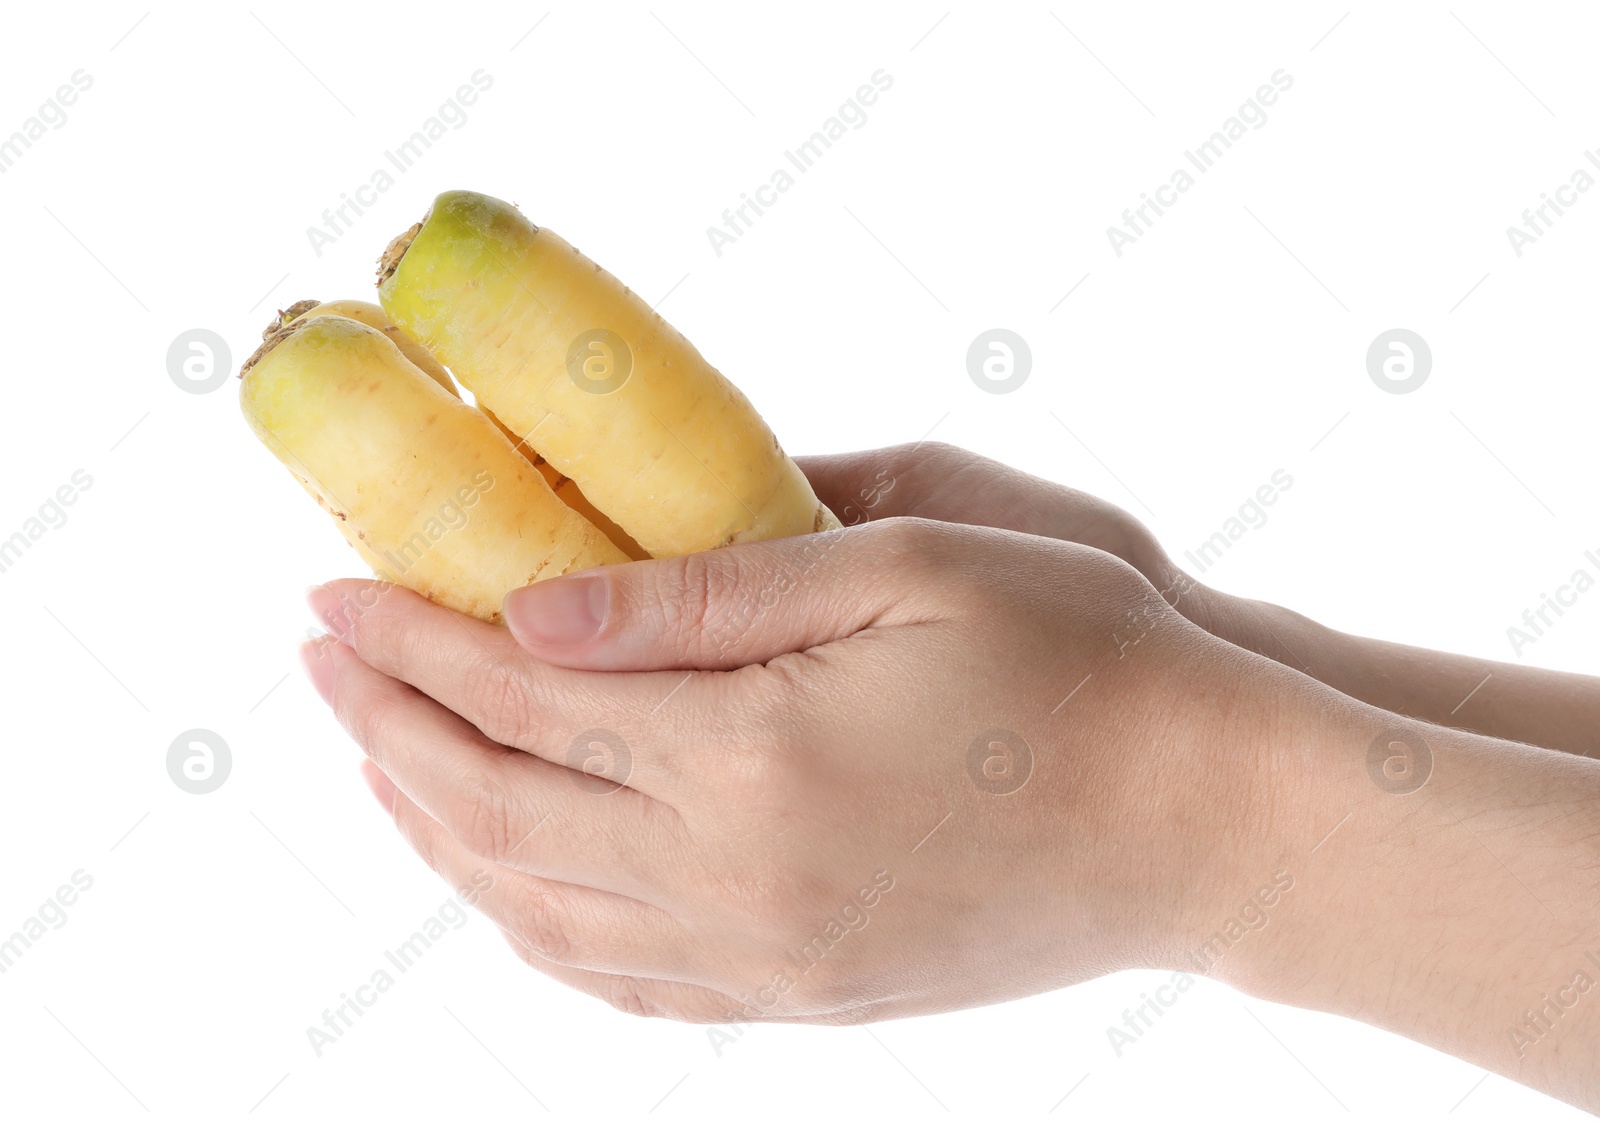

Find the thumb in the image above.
[{"left": 501, "top": 519, "right": 937, "bottom": 671}]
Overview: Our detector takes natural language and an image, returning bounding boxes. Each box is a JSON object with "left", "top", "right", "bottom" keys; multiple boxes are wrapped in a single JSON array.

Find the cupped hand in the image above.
[
  {"left": 797, "top": 442, "right": 1310, "bottom": 672},
  {"left": 302, "top": 516, "right": 1310, "bottom": 1024},
  {"left": 796, "top": 442, "right": 1183, "bottom": 596}
]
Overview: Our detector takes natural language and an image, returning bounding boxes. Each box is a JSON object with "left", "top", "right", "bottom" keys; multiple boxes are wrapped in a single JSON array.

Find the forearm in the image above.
[
  {"left": 1207, "top": 683, "right": 1600, "bottom": 1111},
  {"left": 1184, "top": 582, "right": 1600, "bottom": 759}
]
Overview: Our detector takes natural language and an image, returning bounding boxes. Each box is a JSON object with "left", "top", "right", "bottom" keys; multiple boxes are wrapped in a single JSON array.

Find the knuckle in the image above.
[
  {"left": 648, "top": 551, "right": 742, "bottom": 649},
  {"left": 466, "top": 654, "right": 543, "bottom": 748},
  {"left": 451, "top": 766, "right": 521, "bottom": 864},
  {"left": 340, "top": 581, "right": 409, "bottom": 659},
  {"left": 596, "top": 975, "right": 668, "bottom": 1020},
  {"left": 868, "top": 514, "right": 946, "bottom": 558},
  {"left": 514, "top": 884, "right": 577, "bottom": 964},
  {"left": 911, "top": 439, "right": 961, "bottom": 466},
  {"left": 862, "top": 515, "right": 961, "bottom": 585}
]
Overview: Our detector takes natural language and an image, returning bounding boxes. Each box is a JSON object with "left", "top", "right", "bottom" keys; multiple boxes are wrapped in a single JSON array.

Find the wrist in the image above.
[
  {"left": 1098, "top": 617, "right": 1353, "bottom": 981},
  {"left": 1147, "top": 650, "right": 1361, "bottom": 984},
  {"left": 1184, "top": 677, "right": 1372, "bottom": 997},
  {"left": 1200, "top": 688, "right": 1600, "bottom": 1105}
]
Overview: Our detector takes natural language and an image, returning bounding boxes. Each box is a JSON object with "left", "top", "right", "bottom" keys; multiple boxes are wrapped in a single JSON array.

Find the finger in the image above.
[
  {"left": 501, "top": 515, "right": 963, "bottom": 671},
  {"left": 796, "top": 442, "right": 1156, "bottom": 562},
  {"left": 795, "top": 440, "right": 1073, "bottom": 531},
  {"left": 309, "top": 580, "right": 686, "bottom": 796},
  {"left": 794, "top": 442, "right": 980, "bottom": 525},
  {"left": 310, "top": 637, "right": 682, "bottom": 903},
  {"left": 367, "top": 760, "right": 701, "bottom": 981}
]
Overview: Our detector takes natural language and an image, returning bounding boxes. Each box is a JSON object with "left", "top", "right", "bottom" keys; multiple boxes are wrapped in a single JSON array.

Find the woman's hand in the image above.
[
  {"left": 302, "top": 517, "right": 1307, "bottom": 1023},
  {"left": 299, "top": 453, "right": 1600, "bottom": 1112},
  {"left": 797, "top": 442, "right": 1248, "bottom": 666},
  {"left": 804, "top": 443, "right": 1600, "bottom": 758},
  {"left": 796, "top": 442, "right": 1186, "bottom": 598}
]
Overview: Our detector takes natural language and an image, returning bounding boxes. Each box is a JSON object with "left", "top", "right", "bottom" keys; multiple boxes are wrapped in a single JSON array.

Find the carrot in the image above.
[
  {"left": 377, "top": 189, "right": 839, "bottom": 559},
  {"left": 239, "top": 314, "right": 627, "bottom": 623}
]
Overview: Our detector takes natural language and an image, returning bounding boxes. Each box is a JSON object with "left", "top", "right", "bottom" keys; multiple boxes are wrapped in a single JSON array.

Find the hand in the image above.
[
  {"left": 796, "top": 442, "right": 1186, "bottom": 598},
  {"left": 802, "top": 443, "right": 1600, "bottom": 758},
  {"left": 302, "top": 507, "right": 1600, "bottom": 1113},
  {"left": 797, "top": 442, "right": 1251, "bottom": 666},
  {"left": 301, "top": 516, "right": 1304, "bottom": 1023}
]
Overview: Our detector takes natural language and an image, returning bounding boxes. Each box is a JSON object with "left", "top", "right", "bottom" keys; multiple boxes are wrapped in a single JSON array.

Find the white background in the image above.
[{"left": 1, "top": 2, "right": 1596, "bottom": 1120}]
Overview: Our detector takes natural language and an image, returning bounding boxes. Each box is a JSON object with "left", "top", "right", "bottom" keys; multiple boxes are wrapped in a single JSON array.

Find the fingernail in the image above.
[
  {"left": 361, "top": 758, "right": 397, "bottom": 815},
  {"left": 306, "top": 585, "right": 353, "bottom": 644},
  {"left": 504, "top": 574, "right": 607, "bottom": 647},
  {"left": 299, "top": 636, "right": 337, "bottom": 706}
]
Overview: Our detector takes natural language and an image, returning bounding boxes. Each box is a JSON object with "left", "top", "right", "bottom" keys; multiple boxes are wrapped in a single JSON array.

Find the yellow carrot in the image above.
[
  {"left": 239, "top": 314, "right": 627, "bottom": 623},
  {"left": 377, "top": 189, "right": 839, "bottom": 559}
]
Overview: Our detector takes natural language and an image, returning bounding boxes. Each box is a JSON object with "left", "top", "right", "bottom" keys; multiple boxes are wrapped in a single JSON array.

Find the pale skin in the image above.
[{"left": 300, "top": 442, "right": 1600, "bottom": 1112}]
